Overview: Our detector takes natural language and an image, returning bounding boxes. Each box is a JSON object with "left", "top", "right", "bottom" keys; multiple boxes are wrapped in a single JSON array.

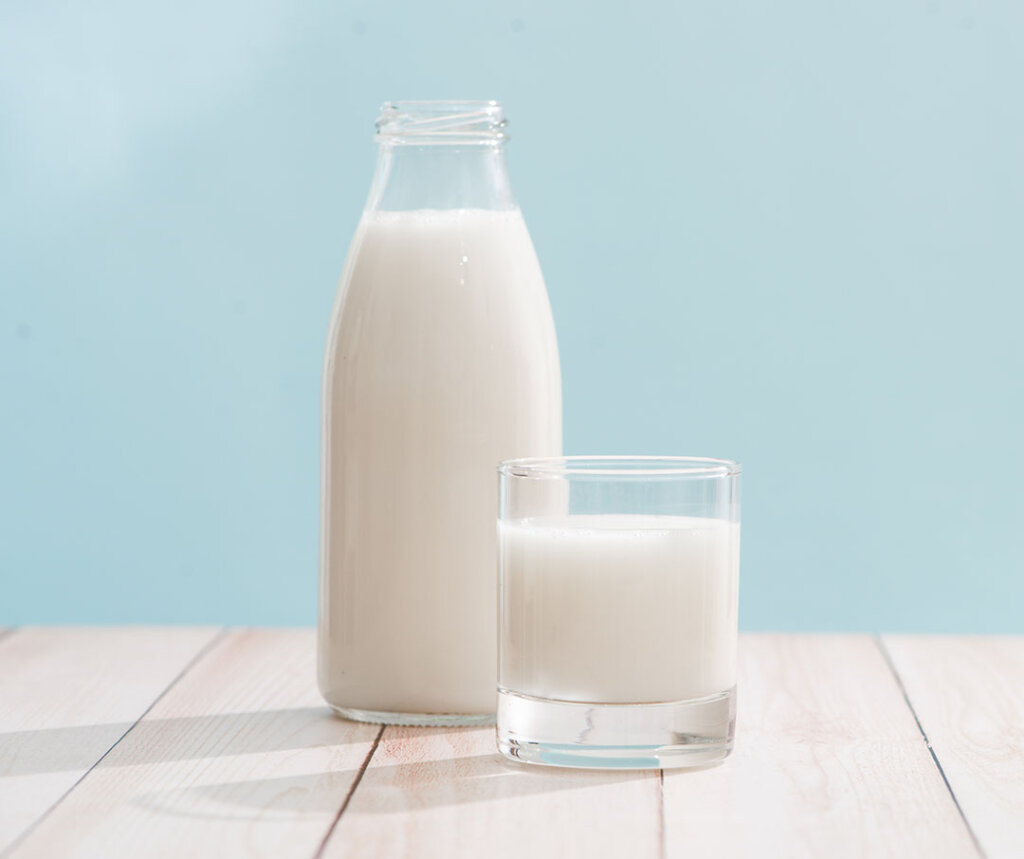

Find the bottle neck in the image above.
[{"left": 364, "top": 143, "right": 517, "bottom": 213}]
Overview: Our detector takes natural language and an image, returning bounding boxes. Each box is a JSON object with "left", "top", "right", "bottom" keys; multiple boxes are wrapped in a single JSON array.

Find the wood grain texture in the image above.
[
  {"left": 883, "top": 635, "right": 1024, "bottom": 858},
  {"left": 662, "top": 635, "right": 979, "bottom": 859},
  {"left": 9, "top": 630, "right": 381, "bottom": 859},
  {"left": 0, "top": 626, "right": 220, "bottom": 853},
  {"left": 322, "top": 725, "right": 662, "bottom": 859},
  {"left": 7, "top": 630, "right": 1019, "bottom": 859}
]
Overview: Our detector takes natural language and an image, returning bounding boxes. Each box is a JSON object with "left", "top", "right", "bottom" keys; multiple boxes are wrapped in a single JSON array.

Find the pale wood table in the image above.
[{"left": 1, "top": 629, "right": 1021, "bottom": 858}]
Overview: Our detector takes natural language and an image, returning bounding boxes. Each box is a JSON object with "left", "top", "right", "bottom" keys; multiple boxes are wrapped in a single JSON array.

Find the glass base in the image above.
[
  {"left": 496, "top": 687, "right": 735, "bottom": 770},
  {"left": 331, "top": 705, "right": 495, "bottom": 727}
]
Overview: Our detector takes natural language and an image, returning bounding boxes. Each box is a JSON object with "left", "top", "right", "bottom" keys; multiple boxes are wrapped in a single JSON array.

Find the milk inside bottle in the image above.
[{"left": 318, "top": 102, "right": 562, "bottom": 724}]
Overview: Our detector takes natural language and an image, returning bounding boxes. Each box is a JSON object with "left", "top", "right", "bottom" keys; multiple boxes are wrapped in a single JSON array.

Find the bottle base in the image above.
[
  {"left": 330, "top": 705, "right": 495, "bottom": 727},
  {"left": 496, "top": 687, "right": 735, "bottom": 770}
]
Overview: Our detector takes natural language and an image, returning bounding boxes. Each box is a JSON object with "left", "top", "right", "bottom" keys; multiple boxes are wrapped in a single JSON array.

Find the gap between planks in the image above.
[
  {"left": 313, "top": 726, "right": 385, "bottom": 859},
  {"left": 873, "top": 635, "right": 985, "bottom": 858},
  {"left": 657, "top": 769, "right": 666, "bottom": 859},
  {"left": 1, "top": 628, "right": 229, "bottom": 859}
]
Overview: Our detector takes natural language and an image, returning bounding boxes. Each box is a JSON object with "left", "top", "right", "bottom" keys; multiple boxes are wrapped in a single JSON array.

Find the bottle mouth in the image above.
[{"left": 375, "top": 100, "right": 508, "bottom": 145}]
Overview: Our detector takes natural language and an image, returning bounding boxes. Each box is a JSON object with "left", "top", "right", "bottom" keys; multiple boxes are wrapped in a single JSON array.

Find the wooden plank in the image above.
[
  {"left": 322, "top": 725, "right": 662, "bottom": 859},
  {"left": 662, "top": 635, "right": 979, "bottom": 858},
  {"left": 0, "top": 626, "right": 220, "bottom": 853},
  {"left": 9, "top": 629, "right": 381, "bottom": 859},
  {"left": 883, "top": 635, "right": 1024, "bottom": 858}
]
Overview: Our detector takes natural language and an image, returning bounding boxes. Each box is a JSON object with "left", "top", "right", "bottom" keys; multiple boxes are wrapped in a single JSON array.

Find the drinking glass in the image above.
[{"left": 497, "top": 456, "right": 741, "bottom": 769}]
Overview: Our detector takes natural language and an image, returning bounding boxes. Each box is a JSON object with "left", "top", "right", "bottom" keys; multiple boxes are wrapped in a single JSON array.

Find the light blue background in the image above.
[{"left": 2, "top": 1, "right": 1021, "bottom": 630}]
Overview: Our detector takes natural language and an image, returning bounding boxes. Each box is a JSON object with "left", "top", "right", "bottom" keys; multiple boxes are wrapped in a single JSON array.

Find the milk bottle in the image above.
[{"left": 318, "top": 102, "right": 562, "bottom": 724}]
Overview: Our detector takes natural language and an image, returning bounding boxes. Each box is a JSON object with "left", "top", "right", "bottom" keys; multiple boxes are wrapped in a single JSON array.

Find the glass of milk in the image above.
[{"left": 497, "top": 456, "right": 741, "bottom": 769}]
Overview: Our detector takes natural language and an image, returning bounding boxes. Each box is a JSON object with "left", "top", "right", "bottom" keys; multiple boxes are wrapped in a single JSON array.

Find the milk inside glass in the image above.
[
  {"left": 499, "top": 515, "right": 739, "bottom": 704},
  {"left": 319, "top": 205, "right": 561, "bottom": 717}
]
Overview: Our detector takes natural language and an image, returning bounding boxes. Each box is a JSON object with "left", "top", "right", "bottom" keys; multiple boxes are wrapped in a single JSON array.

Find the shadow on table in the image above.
[
  {"left": 138, "top": 754, "right": 645, "bottom": 819},
  {"left": 0, "top": 708, "right": 374, "bottom": 776}
]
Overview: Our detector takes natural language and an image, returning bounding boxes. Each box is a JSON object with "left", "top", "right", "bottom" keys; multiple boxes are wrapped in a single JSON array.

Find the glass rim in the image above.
[{"left": 498, "top": 455, "right": 742, "bottom": 479}]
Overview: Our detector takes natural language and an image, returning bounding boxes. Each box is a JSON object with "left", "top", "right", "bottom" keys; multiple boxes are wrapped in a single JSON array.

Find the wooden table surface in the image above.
[{"left": 0, "top": 629, "right": 1021, "bottom": 858}]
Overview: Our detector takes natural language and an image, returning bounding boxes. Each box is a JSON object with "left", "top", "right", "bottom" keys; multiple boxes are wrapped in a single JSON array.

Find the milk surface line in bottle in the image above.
[{"left": 318, "top": 101, "right": 562, "bottom": 725}]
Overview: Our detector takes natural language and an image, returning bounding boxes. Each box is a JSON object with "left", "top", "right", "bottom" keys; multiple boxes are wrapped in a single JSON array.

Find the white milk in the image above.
[
  {"left": 319, "top": 208, "right": 561, "bottom": 716},
  {"left": 499, "top": 515, "right": 739, "bottom": 704}
]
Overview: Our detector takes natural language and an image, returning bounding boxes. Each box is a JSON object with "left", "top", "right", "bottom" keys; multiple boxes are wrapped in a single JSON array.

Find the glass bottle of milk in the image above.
[{"left": 318, "top": 101, "right": 562, "bottom": 725}]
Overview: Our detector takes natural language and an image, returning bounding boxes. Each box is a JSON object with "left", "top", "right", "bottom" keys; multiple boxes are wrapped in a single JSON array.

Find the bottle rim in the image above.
[{"left": 375, "top": 100, "right": 508, "bottom": 145}]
